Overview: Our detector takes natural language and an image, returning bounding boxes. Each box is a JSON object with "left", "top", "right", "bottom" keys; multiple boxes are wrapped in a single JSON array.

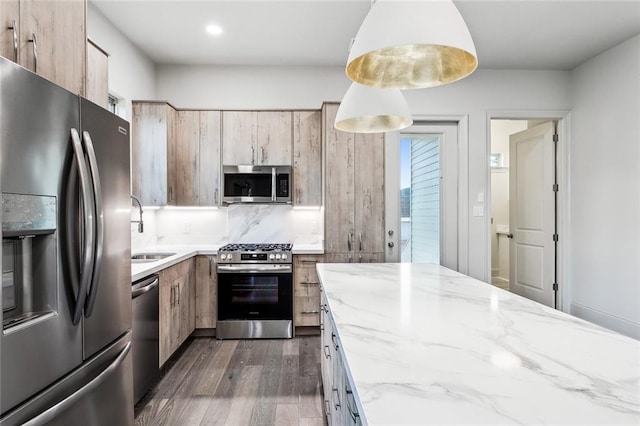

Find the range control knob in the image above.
[
  {"left": 282, "top": 253, "right": 288, "bottom": 260},
  {"left": 220, "top": 253, "right": 226, "bottom": 260},
  {"left": 275, "top": 254, "right": 282, "bottom": 260},
  {"left": 226, "top": 253, "right": 233, "bottom": 261},
  {"left": 269, "top": 253, "right": 276, "bottom": 260}
]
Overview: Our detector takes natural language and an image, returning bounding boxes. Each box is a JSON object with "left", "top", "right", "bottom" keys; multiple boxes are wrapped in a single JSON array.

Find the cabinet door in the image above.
[
  {"left": 1, "top": 1, "right": 20, "bottom": 63},
  {"left": 355, "top": 252, "right": 384, "bottom": 263},
  {"left": 257, "top": 111, "right": 292, "bottom": 165},
  {"left": 324, "top": 104, "right": 355, "bottom": 254},
  {"left": 86, "top": 39, "right": 108, "bottom": 108},
  {"left": 199, "top": 111, "right": 221, "bottom": 206},
  {"left": 175, "top": 110, "right": 200, "bottom": 205},
  {"left": 132, "top": 102, "right": 171, "bottom": 206},
  {"left": 195, "top": 256, "right": 217, "bottom": 329},
  {"left": 293, "top": 110, "right": 322, "bottom": 206},
  {"left": 20, "top": 0, "right": 85, "bottom": 94},
  {"left": 222, "top": 111, "right": 256, "bottom": 165},
  {"left": 355, "top": 132, "right": 385, "bottom": 254},
  {"left": 159, "top": 273, "right": 173, "bottom": 366},
  {"left": 179, "top": 260, "right": 195, "bottom": 341}
]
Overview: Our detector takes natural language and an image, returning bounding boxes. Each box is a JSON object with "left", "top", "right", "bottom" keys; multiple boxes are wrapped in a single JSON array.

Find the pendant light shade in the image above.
[
  {"left": 347, "top": 0, "right": 478, "bottom": 90},
  {"left": 335, "top": 83, "right": 412, "bottom": 133}
]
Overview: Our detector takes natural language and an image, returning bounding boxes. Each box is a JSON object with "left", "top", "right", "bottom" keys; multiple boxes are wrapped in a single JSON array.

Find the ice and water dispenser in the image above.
[{"left": 2, "top": 193, "right": 57, "bottom": 333}]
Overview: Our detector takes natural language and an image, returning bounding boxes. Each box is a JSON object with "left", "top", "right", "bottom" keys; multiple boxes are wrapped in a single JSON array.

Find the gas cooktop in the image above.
[{"left": 217, "top": 243, "right": 292, "bottom": 264}]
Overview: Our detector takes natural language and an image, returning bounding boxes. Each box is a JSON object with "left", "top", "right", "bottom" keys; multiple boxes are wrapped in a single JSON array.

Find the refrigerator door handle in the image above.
[
  {"left": 21, "top": 341, "right": 132, "bottom": 426},
  {"left": 82, "top": 130, "right": 104, "bottom": 318},
  {"left": 70, "top": 128, "right": 96, "bottom": 326}
]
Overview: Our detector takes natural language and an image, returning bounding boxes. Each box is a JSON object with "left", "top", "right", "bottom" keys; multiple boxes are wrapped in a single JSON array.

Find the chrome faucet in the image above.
[{"left": 130, "top": 195, "right": 144, "bottom": 233}]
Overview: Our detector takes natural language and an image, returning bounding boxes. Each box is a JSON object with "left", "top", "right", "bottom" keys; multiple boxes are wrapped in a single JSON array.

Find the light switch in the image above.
[
  {"left": 473, "top": 205, "right": 485, "bottom": 217},
  {"left": 477, "top": 192, "right": 485, "bottom": 203}
]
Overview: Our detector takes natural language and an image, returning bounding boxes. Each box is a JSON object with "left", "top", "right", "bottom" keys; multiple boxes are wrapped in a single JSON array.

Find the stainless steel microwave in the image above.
[{"left": 222, "top": 165, "right": 292, "bottom": 204}]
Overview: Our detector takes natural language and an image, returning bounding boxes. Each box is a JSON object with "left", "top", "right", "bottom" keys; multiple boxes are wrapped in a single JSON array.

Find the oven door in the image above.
[{"left": 217, "top": 264, "right": 293, "bottom": 321}]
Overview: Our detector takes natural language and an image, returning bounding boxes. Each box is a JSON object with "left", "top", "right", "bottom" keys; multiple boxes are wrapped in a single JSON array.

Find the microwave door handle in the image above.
[
  {"left": 82, "top": 131, "right": 103, "bottom": 318},
  {"left": 70, "top": 129, "right": 96, "bottom": 326},
  {"left": 272, "top": 167, "right": 276, "bottom": 201}
]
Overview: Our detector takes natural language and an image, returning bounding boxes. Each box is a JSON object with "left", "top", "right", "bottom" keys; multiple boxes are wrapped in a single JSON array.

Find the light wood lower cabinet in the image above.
[
  {"left": 159, "top": 258, "right": 195, "bottom": 366},
  {"left": 195, "top": 255, "right": 217, "bottom": 329},
  {"left": 294, "top": 254, "right": 323, "bottom": 327}
]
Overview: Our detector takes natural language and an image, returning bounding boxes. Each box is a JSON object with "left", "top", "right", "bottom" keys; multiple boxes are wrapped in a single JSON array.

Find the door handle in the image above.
[
  {"left": 347, "top": 232, "right": 353, "bottom": 251},
  {"left": 8, "top": 20, "right": 18, "bottom": 61},
  {"left": 22, "top": 341, "right": 131, "bottom": 426},
  {"left": 28, "top": 33, "right": 37, "bottom": 72},
  {"left": 358, "top": 233, "right": 363, "bottom": 251},
  {"left": 388, "top": 241, "right": 395, "bottom": 248},
  {"left": 70, "top": 129, "right": 96, "bottom": 326},
  {"left": 82, "top": 131, "right": 104, "bottom": 318}
]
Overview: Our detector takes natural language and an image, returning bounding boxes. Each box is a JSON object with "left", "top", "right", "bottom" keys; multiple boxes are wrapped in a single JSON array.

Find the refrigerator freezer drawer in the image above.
[{"left": 0, "top": 332, "right": 134, "bottom": 426}]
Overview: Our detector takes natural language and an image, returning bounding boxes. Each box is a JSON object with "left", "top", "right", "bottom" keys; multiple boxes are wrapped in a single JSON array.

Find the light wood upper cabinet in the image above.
[
  {"left": 13, "top": 0, "right": 85, "bottom": 94},
  {"left": 222, "top": 110, "right": 292, "bottom": 166},
  {"left": 293, "top": 110, "right": 322, "bottom": 206},
  {"left": 222, "top": 111, "right": 257, "bottom": 165},
  {"left": 132, "top": 102, "right": 176, "bottom": 206},
  {"left": 199, "top": 111, "right": 222, "bottom": 206},
  {"left": 257, "top": 111, "right": 292, "bottom": 165},
  {"left": 133, "top": 104, "right": 221, "bottom": 207},
  {"left": 355, "top": 132, "right": 385, "bottom": 253},
  {"left": 323, "top": 103, "right": 385, "bottom": 261},
  {"left": 86, "top": 39, "right": 109, "bottom": 108},
  {"left": 324, "top": 103, "right": 355, "bottom": 254},
  {"left": 195, "top": 256, "right": 217, "bottom": 329},
  {"left": 175, "top": 110, "right": 200, "bottom": 205}
]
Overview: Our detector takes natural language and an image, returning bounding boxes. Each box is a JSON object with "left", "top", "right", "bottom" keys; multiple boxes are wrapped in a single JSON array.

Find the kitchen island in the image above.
[{"left": 316, "top": 263, "right": 640, "bottom": 425}]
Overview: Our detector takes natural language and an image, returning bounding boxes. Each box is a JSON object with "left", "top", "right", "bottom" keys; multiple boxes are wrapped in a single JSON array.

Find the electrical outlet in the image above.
[{"left": 183, "top": 221, "right": 191, "bottom": 234}]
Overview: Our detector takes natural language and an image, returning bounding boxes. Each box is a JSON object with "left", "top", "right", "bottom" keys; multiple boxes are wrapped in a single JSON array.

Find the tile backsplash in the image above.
[{"left": 131, "top": 205, "right": 323, "bottom": 252}]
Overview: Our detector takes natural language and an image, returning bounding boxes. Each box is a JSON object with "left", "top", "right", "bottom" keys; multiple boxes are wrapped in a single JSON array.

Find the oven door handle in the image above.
[{"left": 217, "top": 264, "right": 292, "bottom": 274}]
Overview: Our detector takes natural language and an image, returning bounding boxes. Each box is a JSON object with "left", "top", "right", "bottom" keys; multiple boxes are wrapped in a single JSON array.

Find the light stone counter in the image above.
[
  {"left": 316, "top": 262, "right": 640, "bottom": 425},
  {"left": 131, "top": 242, "right": 324, "bottom": 281}
]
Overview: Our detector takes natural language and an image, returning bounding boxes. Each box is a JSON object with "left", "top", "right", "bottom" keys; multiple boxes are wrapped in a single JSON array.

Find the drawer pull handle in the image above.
[
  {"left": 300, "top": 310, "right": 319, "bottom": 314},
  {"left": 323, "top": 345, "right": 331, "bottom": 359},
  {"left": 300, "top": 281, "right": 319, "bottom": 286},
  {"left": 300, "top": 260, "right": 318, "bottom": 264},
  {"left": 345, "top": 388, "right": 360, "bottom": 421},
  {"left": 331, "top": 332, "right": 339, "bottom": 350}
]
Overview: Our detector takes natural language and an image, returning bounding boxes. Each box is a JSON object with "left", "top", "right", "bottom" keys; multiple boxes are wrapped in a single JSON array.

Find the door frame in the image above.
[
  {"left": 385, "top": 114, "right": 469, "bottom": 274},
  {"left": 486, "top": 110, "right": 571, "bottom": 312}
]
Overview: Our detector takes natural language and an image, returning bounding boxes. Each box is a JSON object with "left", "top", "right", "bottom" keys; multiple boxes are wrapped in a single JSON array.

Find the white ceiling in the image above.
[{"left": 91, "top": 0, "right": 640, "bottom": 70}]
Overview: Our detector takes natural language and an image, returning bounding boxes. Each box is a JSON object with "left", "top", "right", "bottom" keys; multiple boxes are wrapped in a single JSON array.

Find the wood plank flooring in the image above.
[{"left": 135, "top": 336, "right": 325, "bottom": 426}]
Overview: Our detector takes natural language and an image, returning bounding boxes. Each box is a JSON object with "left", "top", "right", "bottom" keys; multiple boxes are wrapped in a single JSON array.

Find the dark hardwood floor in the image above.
[{"left": 134, "top": 336, "right": 325, "bottom": 426}]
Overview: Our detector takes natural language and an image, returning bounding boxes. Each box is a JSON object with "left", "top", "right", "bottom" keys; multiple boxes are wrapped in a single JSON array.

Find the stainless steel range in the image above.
[{"left": 217, "top": 243, "right": 293, "bottom": 339}]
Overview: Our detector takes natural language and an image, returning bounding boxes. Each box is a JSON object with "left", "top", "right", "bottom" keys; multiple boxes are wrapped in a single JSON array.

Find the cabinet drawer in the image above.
[
  {"left": 294, "top": 254, "right": 324, "bottom": 267},
  {"left": 295, "top": 295, "right": 321, "bottom": 326}
]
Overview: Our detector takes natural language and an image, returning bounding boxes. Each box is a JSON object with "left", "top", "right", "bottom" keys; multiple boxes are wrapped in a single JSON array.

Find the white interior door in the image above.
[
  {"left": 509, "top": 122, "right": 555, "bottom": 307},
  {"left": 385, "top": 123, "right": 458, "bottom": 270}
]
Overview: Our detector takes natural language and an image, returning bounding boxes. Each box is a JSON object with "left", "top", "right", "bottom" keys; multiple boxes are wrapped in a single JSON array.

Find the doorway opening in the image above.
[
  {"left": 387, "top": 123, "right": 459, "bottom": 270},
  {"left": 489, "top": 118, "right": 561, "bottom": 309}
]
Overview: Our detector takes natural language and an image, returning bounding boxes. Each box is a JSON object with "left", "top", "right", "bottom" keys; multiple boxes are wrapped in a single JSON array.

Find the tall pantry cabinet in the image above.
[
  {"left": 0, "top": 0, "right": 85, "bottom": 95},
  {"left": 322, "top": 103, "right": 385, "bottom": 263}
]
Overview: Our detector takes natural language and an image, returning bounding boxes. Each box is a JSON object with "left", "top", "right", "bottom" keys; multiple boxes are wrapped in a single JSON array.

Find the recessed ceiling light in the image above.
[{"left": 205, "top": 24, "right": 223, "bottom": 36}]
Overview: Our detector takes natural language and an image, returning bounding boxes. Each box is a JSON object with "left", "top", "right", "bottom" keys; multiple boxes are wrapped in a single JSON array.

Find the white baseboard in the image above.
[
  {"left": 491, "top": 268, "right": 499, "bottom": 278},
  {"left": 571, "top": 302, "right": 640, "bottom": 340},
  {"left": 492, "top": 276, "right": 509, "bottom": 284}
]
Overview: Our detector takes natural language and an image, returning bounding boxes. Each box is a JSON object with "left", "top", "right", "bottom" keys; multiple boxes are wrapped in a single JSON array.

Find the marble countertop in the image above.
[
  {"left": 131, "top": 242, "right": 324, "bottom": 281},
  {"left": 316, "top": 262, "right": 640, "bottom": 425}
]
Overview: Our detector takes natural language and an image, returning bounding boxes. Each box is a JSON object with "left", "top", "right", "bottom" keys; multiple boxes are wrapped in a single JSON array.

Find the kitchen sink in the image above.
[{"left": 131, "top": 253, "right": 175, "bottom": 263}]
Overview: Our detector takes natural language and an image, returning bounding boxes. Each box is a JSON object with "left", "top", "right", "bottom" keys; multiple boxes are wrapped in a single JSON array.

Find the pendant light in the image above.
[
  {"left": 334, "top": 82, "right": 412, "bottom": 133},
  {"left": 346, "top": 0, "right": 478, "bottom": 90}
]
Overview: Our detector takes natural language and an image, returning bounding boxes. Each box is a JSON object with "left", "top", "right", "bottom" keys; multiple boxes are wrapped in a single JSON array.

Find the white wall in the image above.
[
  {"left": 569, "top": 35, "right": 640, "bottom": 339},
  {"left": 87, "top": 3, "right": 156, "bottom": 119},
  {"left": 157, "top": 65, "right": 572, "bottom": 281},
  {"left": 157, "top": 64, "right": 350, "bottom": 110}
]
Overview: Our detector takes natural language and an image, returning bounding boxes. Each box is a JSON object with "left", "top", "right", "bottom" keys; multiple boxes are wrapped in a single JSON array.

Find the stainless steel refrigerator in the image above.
[{"left": 0, "top": 57, "right": 133, "bottom": 425}]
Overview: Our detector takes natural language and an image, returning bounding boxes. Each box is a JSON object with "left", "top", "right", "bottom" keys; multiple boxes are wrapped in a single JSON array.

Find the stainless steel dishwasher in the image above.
[{"left": 132, "top": 274, "right": 159, "bottom": 404}]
